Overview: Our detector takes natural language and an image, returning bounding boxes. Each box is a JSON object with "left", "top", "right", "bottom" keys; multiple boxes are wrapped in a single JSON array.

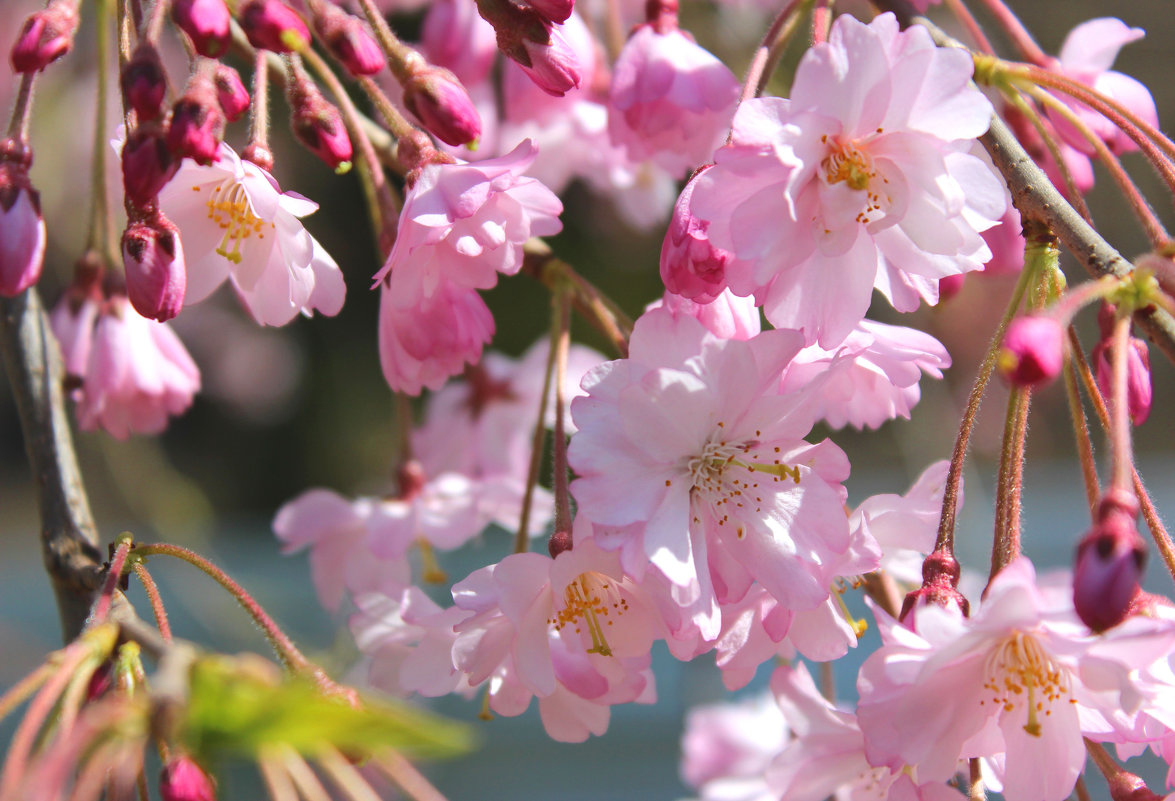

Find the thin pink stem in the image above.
[
  {"left": 989, "top": 386, "right": 1030, "bottom": 581},
  {"left": 1026, "top": 86, "right": 1168, "bottom": 247},
  {"left": 131, "top": 562, "right": 171, "bottom": 641},
  {"left": 744, "top": 0, "right": 808, "bottom": 101},
  {"left": 91, "top": 539, "right": 131, "bottom": 623},
  {"left": 5, "top": 73, "right": 36, "bottom": 143},
  {"left": 131, "top": 543, "right": 312, "bottom": 673},
  {"left": 551, "top": 291, "right": 573, "bottom": 538},
  {"left": 1062, "top": 348, "right": 1100, "bottom": 514},
  {"left": 1109, "top": 313, "right": 1135, "bottom": 494},
  {"left": 943, "top": 0, "right": 994, "bottom": 55},
  {"left": 811, "top": 0, "right": 831, "bottom": 45},
  {"left": 976, "top": 0, "right": 1048, "bottom": 66}
]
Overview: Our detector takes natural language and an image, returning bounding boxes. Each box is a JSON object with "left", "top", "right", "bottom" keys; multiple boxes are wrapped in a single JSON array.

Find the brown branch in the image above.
[{"left": 0, "top": 289, "right": 103, "bottom": 642}]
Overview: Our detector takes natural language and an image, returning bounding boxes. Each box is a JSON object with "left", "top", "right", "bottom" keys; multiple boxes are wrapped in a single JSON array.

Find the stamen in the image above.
[
  {"left": 981, "top": 631, "right": 1069, "bottom": 737},
  {"left": 204, "top": 179, "right": 274, "bottom": 265},
  {"left": 550, "top": 572, "right": 629, "bottom": 657}
]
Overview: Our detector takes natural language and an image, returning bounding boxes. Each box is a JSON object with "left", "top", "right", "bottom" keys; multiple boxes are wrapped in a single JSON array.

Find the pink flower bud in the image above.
[
  {"left": 167, "top": 77, "right": 225, "bottom": 165},
  {"left": 213, "top": 65, "right": 250, "bottom": 122},
  {"left": 288, "top": 83, "right": 352, "bottom": 171},
  {"left": 899, "top": 550, "right": 970, "bottom": 624},
  {"left": 10, "top": 2, "right": 78, "bottom": 73},
  {"left": 1092, "top": 305, "right": 1152, "bottom": 426},
  {"left": 122, "top": 124, "right": 180, "bottom": 206},
  {"left": 1073, "top": 491, "right": 1146, "bottom": 633},
  {"left": 171, "top": 0, "right": 231, "bottom": 58},
  {"left": 937, "top": 273, "right": 965, "bottom": 301},
  {"left": 314, "top": 4, "right": 385, "bottom": 76},
  {"left": 239, "top": 0, "right": 310, "bottom": 53},
  {"left": 997, "top": 315, "right": 1064, "bottom": 387},
  {"left": 122, "top": 215, "right": 186, "bottom": 322},
  {"left": 548, "top": 528, "right": 573, "bottom": 558},
  {"left": 160, "top": 756, "right": 216, "bottom": 801},
  {"left": 518, "top": 0, "right": 574, "bottom": 24},
  {"left": 0, "top": 153, "right": 45, "bottom": 297},
  {"left": 517, "top": 22, "right": 581, "bottom": 97},
  {"left": 660, "top": 168, "right": 732, "bottom": 303},
  {"left": 402, "top": 65, "right": 481, "bottom": 146},
  {"left": 121, "top": 45, "right": 168, "bottom": 122}
]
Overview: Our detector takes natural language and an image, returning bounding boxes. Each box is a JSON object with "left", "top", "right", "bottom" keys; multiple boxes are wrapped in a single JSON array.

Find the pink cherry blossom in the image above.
[
  {"left": 608, "top": 26, "right": 739, "bottom": 177},
  {"left": 691, "top": 13, "right": 1003, "bottom": 347},
  {"left": 444, "top": 536, "right": 660, "bottom": 740},
  {"left": 1049, "top": 18, "right": 1158, "bottom": 156},
  {"left": 856, "top": 557, "right": 1163, "bottom": 801},
  {"left": 660, "top": 167, "right": 742, "bottom": 303},
  {"left": 157, "top": 142, "right": 345, "bottom": 326},
  {"left": 372, "top": 140, "right": 563, "bottom": 306},
  {"left": 649, "top": 289, "right": 761, "bottom": 341},
  {"left": 0, "top": 154, "right": 45, "bottom": 297},
  {"left": 50, "top": 293, "right": 200, "bottom": 439},
  {"left": 376, "top": 277, "right": 494, "bottom": 395},
  {"left": 569, "top": 308, "right": 853, "bottom": 621},
  {"left": 769, "top": 662, "right": 965, "bottom": 801},
  {"left": 272, "top": 489, "right": 411, "bottom": 612},
  {"left": 681, "top": 688, "right": 786, "bottom": 801},
  {"left": 779, "top": 319, "right": 950, "bottom": 430},
  {"left": 421, "top": 0, "right": 498, "bottom": 85}
]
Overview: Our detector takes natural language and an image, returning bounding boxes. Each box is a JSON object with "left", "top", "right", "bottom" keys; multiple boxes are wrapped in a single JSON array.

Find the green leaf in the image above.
[{"left": 180, "top": 656, "right": 475, "bottom": 762}]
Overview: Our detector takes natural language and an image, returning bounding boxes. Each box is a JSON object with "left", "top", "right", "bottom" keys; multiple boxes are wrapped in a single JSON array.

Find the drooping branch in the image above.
[{"left": 0, "top": 289, "right": 103, "bottom": 642}]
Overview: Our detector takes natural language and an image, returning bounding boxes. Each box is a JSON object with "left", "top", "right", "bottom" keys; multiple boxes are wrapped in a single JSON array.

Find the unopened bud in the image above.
[
  {"left": 314, "top": 4, "right": 385, "bottom": 76},
  {"left": 517, "top": 0, "right": 574, "bottom": 24},
  {"left": 396, "top": 460, "right": 427, "bottom": 501},
  {"left": 10, "top": 2, "right": 78, "bottom": 73},
  {"left": 660, "top": 167, "right": 731, "bottom": 303},
  {"left": 171, "top": 0, "right": 231, "bottom": 58},
  {"left": 548, "top": 529, "right": 573, "bottom": 558},
  {"left": 1073, "top": 491, "right": 1146, "bottom": 633},
  {"left": 160, "top": 756, "right": 217, "bottom": 801},
  {"left": 900, "top": 550, "right": 969, "bottom": 624},
  {"left": 121, "top": 45, "right": 168, "bottom": 122},
  {"left": 0, "top": 150, "right": 45, "bottom": 297},
  {"left": 517, "top": 23, "right": 581, "bottom": 97},
  {"left": 1093, "top": 305, "right": 1152, "bottom": 426},
  {"left": 122, "top": 124, "right": 180, "bottom": 205},
  {"left": 402, "top": 65, "right": 481, "bottom": 146},
  {"left": 213, "top": 65, "right": 251, "bottom": 122},
  {"left": 288, "top": 82, "right": 352, "bottom": 172},
  {"left": 997, "top": 315, "right": 1064, "bottom": 387},
  {"left": 239, "top": 0, "right": 310, "bottom": 53},
  {"left": 168, "top": 76, "right": 225, "bottom": 165},
  {"left": 122, "top": 214, "right": 186, "bottom": 322}
]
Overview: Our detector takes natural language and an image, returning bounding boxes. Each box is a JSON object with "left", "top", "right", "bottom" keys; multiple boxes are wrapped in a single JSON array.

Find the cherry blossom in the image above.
[
  {"left": 50, "top": 293, "right": 201, "bottom": 439},
  {"left": 779, "top": 319, "right": 951, "bottom": 430},
  {"left": 691, "top": 13, "right": 1003, "bottom": 347},
  {"left": 157, "top": 142, "right": 345, "bottom": 326},
  {"left": 608, "top": 26, "right": 740, "bottom": 178},
  {"left": 680, "top": 688, "right": 786, "bottom": 801},
  {"left": 649, "top": 290, "right": 761, "bottom": 341},
  {"left": 372, "top": 140, "right": 563, "bottom": 305},
  {"left": 569, "top": 308, "right": 855, "bottom": 623}
]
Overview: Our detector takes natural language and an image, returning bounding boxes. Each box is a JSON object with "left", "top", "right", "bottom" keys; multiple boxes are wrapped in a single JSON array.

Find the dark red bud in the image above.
[
  {"left": 402, "top": 66, "right": 482, "bottom": 146},
  {"left": 1073, "top": 491, "right": 1146, "bottom": 633},
  {"left": 121, "top": 45, "right": 169, "bottom": 122},
  {"left": 167, "top": 77, "right": 225, "bottom": 165},
  {"left": 121, "top": 213, "right": 186, "bottom": 322},
  {"left": 314, "top": 4, "right": 385, "bottom": 76},
  {"left": 213, "top": 65, "right": 251, "bottom": 122},
  {"left": 121, "top": 123, "right": 180, "bottom": 207},
  {"left": 288, "top": 83, "right": 352, "bottom": 171},
  {"left": 900, "top": 549, "right": 969, "bottom": 624},
  {"left": 10, "top": 2, "right": 78, "bottom": 73}
]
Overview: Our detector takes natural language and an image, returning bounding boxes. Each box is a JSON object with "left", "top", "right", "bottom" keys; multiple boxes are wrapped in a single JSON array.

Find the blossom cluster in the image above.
[{"left": 6, "top": 0, "right": 1175, "bottom": 799}]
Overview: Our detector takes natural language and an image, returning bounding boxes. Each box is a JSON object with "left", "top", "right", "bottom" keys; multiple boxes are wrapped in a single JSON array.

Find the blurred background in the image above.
[{"left": 2, "top": 0, "right": 1175, "bottom": 797}]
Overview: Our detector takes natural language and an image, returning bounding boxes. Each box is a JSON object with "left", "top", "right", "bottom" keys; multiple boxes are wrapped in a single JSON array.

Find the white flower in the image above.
[{"left": 158, "top": 142, "right": 345, "bottom": 326}]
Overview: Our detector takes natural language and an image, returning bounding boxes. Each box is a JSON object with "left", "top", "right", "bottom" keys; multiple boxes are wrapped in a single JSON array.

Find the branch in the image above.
[
  {"left": 0, "top": 289, "right": 103, "bottom": 642},
  {"left": 869, "top": 0, "right": 1175, "bottom": 367}
]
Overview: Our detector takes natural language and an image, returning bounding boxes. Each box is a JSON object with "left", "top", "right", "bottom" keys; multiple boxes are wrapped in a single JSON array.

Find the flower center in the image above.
[
  {"left": 204, "top": 180, "right": 273, "bottom": 265},
  {"left": 982, "top": 631, "right": 1070, "bottom": 737},
  {"left": 820, "top": 136, "right": 890, "bottom": 226},
  {"left": 685, "top": 428, "right": 801, "bottom": 538},
  {"left": 550, "top": 572, "right": 628, "bottom": 657}
]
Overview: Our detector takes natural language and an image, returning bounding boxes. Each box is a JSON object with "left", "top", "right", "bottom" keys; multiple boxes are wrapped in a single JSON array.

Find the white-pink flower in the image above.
[
  {"left": 681, "top": 688, "right": 786, "bottom": 801},
  {"left": 856, "top": 558, "right": 1161, "bottom": 801},
  {"left": 372, "top": 140, "right": 563, "bottom": 306},
  {"left": 649, "top": 289, "right": 761, "bottom": 341},
  {"left": 51, "top": 292, "right": 200, "bottom": 439},
  {"left": 779, "top": 319, "right": 950, "bottom": 430},
  {"left": 1048, "top": 18, "right": 1158, "bottom": 156},
  {"left": 157, "top": 142, "right": 345, "bottom": 326},
  {"left": 568, "top": 308, "right": 853, "bottom": 624},
  {"left": 608, "top": 26, "right": 739, "bottom": 177},
  {"left": 692, "top": 13, "right": 1003, "bottom": 347}
]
